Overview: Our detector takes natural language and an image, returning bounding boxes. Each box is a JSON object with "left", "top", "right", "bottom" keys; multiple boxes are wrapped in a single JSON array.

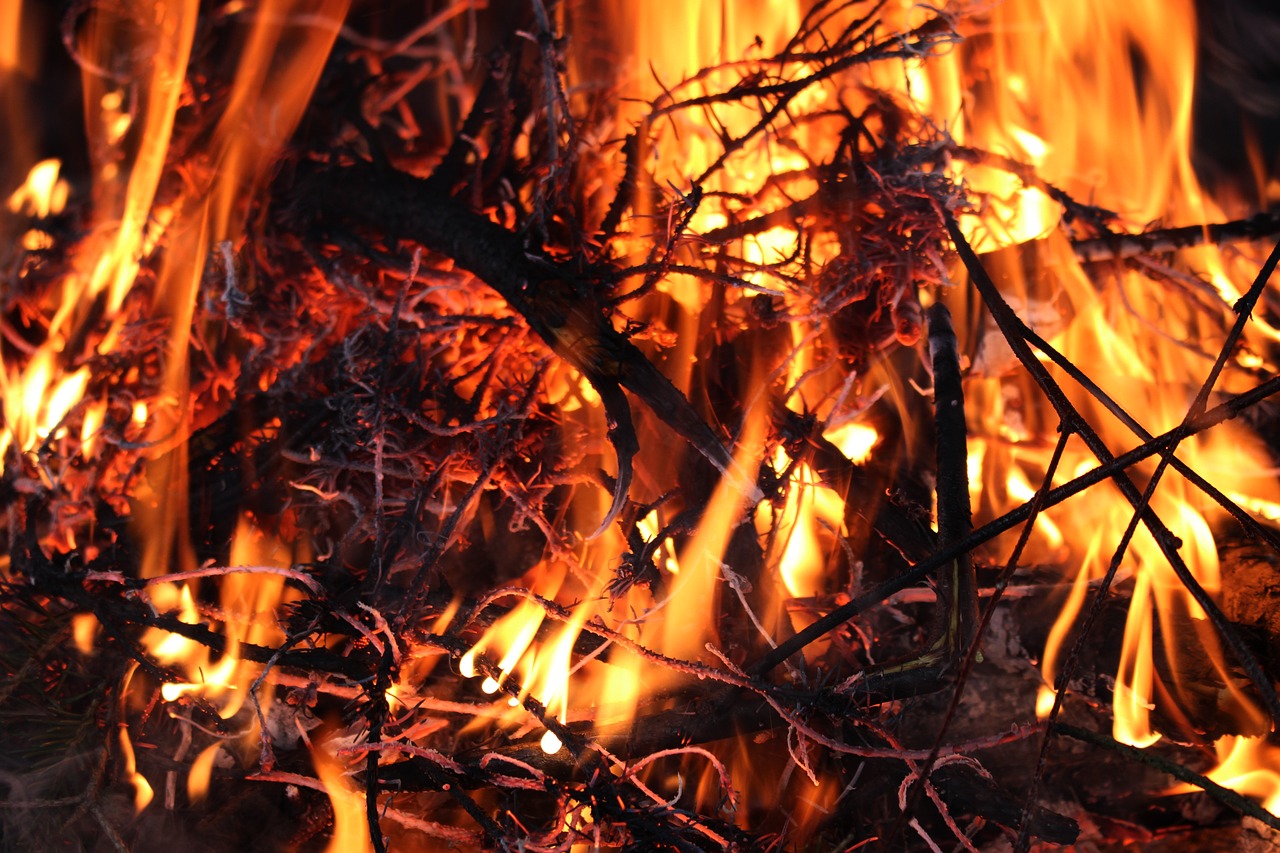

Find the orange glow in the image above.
[
  {"left": 0, "top": 3, "right": 19, "bottom": 73},
  {"left": 71, "top": 613, "right": 98, "bottom": 656}
]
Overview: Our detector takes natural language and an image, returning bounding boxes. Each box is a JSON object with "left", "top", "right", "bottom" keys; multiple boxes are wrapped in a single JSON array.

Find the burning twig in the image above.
[
  {"left": 1072, "top": 210, "right": 1280, "bottom": 263},
  {"left": 1054, "top": 723, "right": 1280, "bottom": 831},
  {"left": 951, "top": 214, "right": 1280, "bottom": 713},
  {"left": 948, "top": 216, "right": 1280, "bottom": 850}
]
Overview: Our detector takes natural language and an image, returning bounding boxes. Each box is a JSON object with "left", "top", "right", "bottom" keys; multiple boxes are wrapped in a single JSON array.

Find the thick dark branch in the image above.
[
  {"left": 295, "top": 159, "right": 762, "bottom": 554},
  {"left": 1073, "top": 210, "right": 1280, "bottom": 262},
  {"left": 927, "top": 301, "right": 975, "bottom": 648}
]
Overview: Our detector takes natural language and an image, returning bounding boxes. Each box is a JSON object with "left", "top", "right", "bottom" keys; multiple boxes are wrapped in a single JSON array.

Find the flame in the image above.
[
  {"left": 0, "top": 351, "right": 90, "bottom": 468},
  {"left": 136, "top": 0, "right": 349, "bottom": 581},
  {"left": 0, "top": 2, "right": 19, "bottom": 74},
  {"left": 72, "top": 613, "right": 99, "bottom": 656},
  {"left": 2, "top": 8, "right": 355, "bottom": 818},
  {"left": 119, "top": 727, "right": 154, "bottom": 813},
  {"left": 1187, "top": 736, "right": 1280, "bottom": 816},
  {"left": 0, "top": 1, "right": 199, "bottom": 491},
  {"left": 75, "top": 1, "right": 200, "bottom": 321},
  {"left": 188, "top": 744, "right": 223, "bottom": 804},
  {"left": 139, "top": 515, "right": 300, "bottom": 722},
  {"left": 662, "top": 399, "right": 769, "bottom": 661},
  {"left": 927, "top": 0, "right": 1280, "bottom": 797},
  {"left": 451, "top": 0, "right": 891, "bottom": 807},
  {"left": 827, "top": 423, "right": 879, "bottom": 466},
  {"left": 460, "top": 563, "right": 565, "bottom": 687},
  {"left": 766, "top": 458, "right": 847, "bottom": 601},
  {"left": 15, "top": 0, "right": 1276, "bottom": 836},
  {"left": 313, "top": 744, "right": 377, "bottom": 853},
  {"left": 6, "top": 159, "right": 68, "bottom": 218}
]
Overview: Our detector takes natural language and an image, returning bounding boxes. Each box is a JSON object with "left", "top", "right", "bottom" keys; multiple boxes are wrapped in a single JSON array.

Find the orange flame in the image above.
[
  {"left": 119, "top": 727, "right": 154, "bottom": 813},
  {"left": 136, "top": 0, "right": 349, "bottom": 581},
  {"left": 1191, "top": 736, "right": 1280, "bottom": 816},
  {"left": 24, "top": 0, "right": 1275, "bottom": 835},
  {"left": 313, "top": 745, "right": 377, "bottom": 853},
  {"left": 187, "top": 744, "right": 224, "bottom": 804},
  {"left": 0, "top": 2, "right": 19, "bottom": 74},
  {"left": 924, "top": 0, "right": 1280, "bottom": 800}
]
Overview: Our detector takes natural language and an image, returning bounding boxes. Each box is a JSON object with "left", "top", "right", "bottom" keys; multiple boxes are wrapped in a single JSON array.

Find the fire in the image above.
[
  {"left": 76, "top": 0, "right": 199, "bottom": 320},
  {"left": 313, "top": 745, "right": 377, "bottom": 853},
  {"left": 119, "top": 727, "right": 154, "bottom": 813},
  {"left": 401, "top": 0, "right": 1280, "bottom": 833},
  {"left": 1193, "top": 736, "right": 1280, "bottom": 816},
  {"left": 7, "top": 0, "right": 1280, "bottom": 845},
  {"left": 6, "top": 158, "right": 68, "bottom": 219},
  {"left": 187, "top": 743, "right": 223, "bottom": 804},
  {"left": 0, "top": 3, "right": 18, "bottom": 74},
  {"left": 137, "top": 515, "right": 301, "bottom": 723},
  {"left": 927, "top": 0, "right": 1280, "bottom": 800}
]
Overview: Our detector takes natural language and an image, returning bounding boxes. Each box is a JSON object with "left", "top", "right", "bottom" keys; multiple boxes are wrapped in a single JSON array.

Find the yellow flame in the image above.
[
  {"left": 188, "top": 744, "right": 223, "bottom": 804},
  {"left": 662, "top": 401, "right": 768, "bottom": 661},
  {"left": 540, "top": 730, "right": 563, "bottom": 755},
  {"left": 79, "top": 398, "right": 107, "bottom": 456},
  {"left": 313, "top": 746, "right": 376, "bottom": 853},
  {"left": 933, "top": 0, "right": 1280, "bottom": 779},
  {"left": 6, "top": 159, "right": 68, "bottom": 217},
  {"left": 73, "top": 0, "right": 200, "bottom": 323},
  {"left": 0, "top": 351, "right": 91, "bottom": 473},
  {"left": 143, "top": 582, "right": 203, "bottom": 663},
  {"left": 139, "top": 515, "right": 299, "bottom": 727},
  {"left": 826, "top": 422, "right": 879, "bottom": 465},
  {"left": 1192, "top": 736, "right": 1280, "bottom": 816},
  {"left": 119, "top": 728, "right": 153, "bottom": 813},
  {"left": 771, "top": 460, "right": 848, "bottom": 600}
]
